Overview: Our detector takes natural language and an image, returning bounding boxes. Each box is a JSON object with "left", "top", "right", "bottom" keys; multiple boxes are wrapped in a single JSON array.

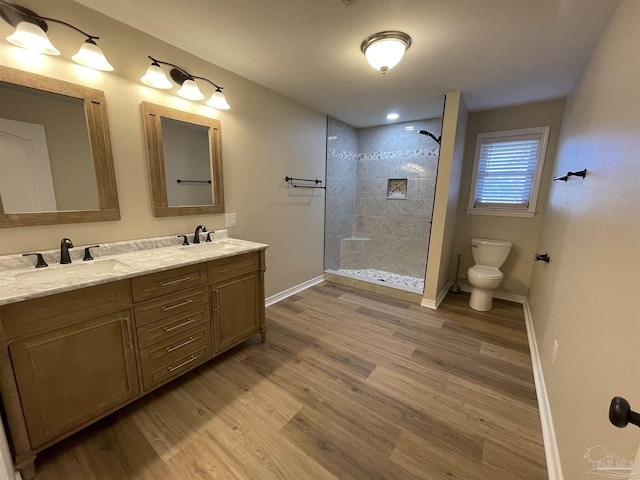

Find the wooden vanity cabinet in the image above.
[
  {"left": 0, "top": 281, "right": 137, "bottom": 455},
  {"left": 9, "top": 309, "right": 139, "bottom": 448},
  {"left": 131, "top": 263, "right": 214, "bottom": 392},
  {"left": 209, "top": 251, "right": 267, "bottom": 353},
  {"left": 0, "top": 248, "right": 266, "bottom": 479}
]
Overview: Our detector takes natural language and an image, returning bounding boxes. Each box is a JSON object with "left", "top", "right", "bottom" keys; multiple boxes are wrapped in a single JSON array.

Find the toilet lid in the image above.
[{"left": 469, "top": 265, "right": 503, "bottom": 280}]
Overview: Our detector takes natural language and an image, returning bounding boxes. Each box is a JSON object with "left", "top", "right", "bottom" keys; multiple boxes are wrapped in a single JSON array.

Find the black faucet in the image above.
[
  {"left": 60, "top": 238, "right": 74, "bottom": 264},
  {"left": 193, "top": 225, "right": 207, "bottom": 244},
  {"left": 22, "top": 253, "right": 48, "bottom": 268}
]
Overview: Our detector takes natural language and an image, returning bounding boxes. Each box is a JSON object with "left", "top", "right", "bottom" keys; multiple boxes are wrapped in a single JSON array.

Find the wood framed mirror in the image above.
[
  {"left": 141, "top": 102, "right": 224, "bottom": 217},
  {"left": 0, "top": 66, "right": 120, "bottom": 228}
]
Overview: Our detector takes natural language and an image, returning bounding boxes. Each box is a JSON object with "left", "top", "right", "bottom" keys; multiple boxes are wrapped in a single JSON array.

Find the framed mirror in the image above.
[
  {"left": 0, "top": 66, "right": 119, "bottom": 227},
  {"left": 141, "top": 102, "right": 224, "bottom": 217}
]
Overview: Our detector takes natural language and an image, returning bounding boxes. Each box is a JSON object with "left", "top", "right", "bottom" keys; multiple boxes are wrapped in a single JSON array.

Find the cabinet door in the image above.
[
  {"left": 9, "top": 310, "right": 139, "bottom": 448},
  {"left": 212, "top": 273, "right": 260, "bottom": 353}
]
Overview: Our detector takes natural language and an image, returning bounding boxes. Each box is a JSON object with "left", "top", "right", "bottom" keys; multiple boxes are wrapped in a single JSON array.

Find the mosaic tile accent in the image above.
[
  {"left": 357, "top": 148, "right": 439, "bottom": 161},
  {"left": 326, "top": 149, "right": 358, "bottom": 161},
  {"left": 337, "top": 268, "right": 424, "bottom": 292}
]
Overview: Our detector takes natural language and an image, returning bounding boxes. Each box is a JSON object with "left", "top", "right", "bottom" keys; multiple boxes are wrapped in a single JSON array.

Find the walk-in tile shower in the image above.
[{"left": 324, "top": 115, "right": 443, "bottom": 294}]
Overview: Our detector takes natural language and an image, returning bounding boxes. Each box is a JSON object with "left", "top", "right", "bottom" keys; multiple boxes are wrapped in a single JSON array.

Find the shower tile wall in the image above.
[
  {"left": 345, "top": 119, "right": 441, "bottom": 278},
  {"left": 324, "top": 118, "right": 358, "bottom": 270}
]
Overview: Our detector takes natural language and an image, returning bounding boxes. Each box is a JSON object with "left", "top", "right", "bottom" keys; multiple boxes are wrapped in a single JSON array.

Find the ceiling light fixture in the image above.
[
  {"left": 0, "top": 0, "right": 114, "bottom": 71},
  {"left": 141, "top": 56, "right": 230, "bottom": 110},
  {"left": 360, "top": 30, "right": 412, "bottom": 74},
  {"left": 386, "top": 113, "right": 400, "bottom": 120}
]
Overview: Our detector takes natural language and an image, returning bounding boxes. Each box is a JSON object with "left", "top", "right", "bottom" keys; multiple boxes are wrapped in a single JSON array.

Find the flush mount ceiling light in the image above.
[
  {"left": 0, "top": 0, "right": 114, "bottom": 71},
  {"left": 141, "top": 56, "right": 230, "bottom": 110},
  {"left": 360, "top": 30, "right": 412, "bottom": 74}
]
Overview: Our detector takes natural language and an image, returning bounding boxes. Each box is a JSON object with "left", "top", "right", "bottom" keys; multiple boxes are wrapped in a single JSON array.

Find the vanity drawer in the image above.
[
  {"left": 139, "top": 326, "right": 213, "bottom": 390},
  {"left": 131, "top": 263, "right": 207, "bottom": 303},
  {"left": 0, "top": 280, "right": 131, "bottom": 339},
  {"left": 136, "top": 305, "right": 210, "bottom": 349},
  {"left": 208, "top": 251, "right": 260, "bottom": 283},
  {"left": 134, "top": 286, "right": 208, "bottom": 327}
]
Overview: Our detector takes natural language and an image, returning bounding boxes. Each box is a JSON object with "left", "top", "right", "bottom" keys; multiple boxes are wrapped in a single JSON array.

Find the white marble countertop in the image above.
[{"left": 0, "top": 231, "right": 268, "bottom": 307}]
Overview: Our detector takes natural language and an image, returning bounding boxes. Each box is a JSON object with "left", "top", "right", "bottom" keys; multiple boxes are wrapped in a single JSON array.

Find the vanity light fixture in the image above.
[
  {"left": 0, "top": 0, "right": 114, "bottom": 71},
  {"left": 360, "top": 31, "right": 412, "bottom": 74},
  {"left": 141, "top": 56, "right": 231, "bottom": 110}
]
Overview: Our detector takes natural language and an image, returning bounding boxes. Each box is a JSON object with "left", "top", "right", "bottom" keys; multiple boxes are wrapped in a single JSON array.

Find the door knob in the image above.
[{"left": 609, "top": 396, "right": 640, "bottom": 428}]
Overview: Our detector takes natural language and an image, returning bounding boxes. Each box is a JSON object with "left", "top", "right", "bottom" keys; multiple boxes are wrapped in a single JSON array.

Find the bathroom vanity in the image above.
[{"left": 0, "top": 235, "right": 267, "bottom": 479}]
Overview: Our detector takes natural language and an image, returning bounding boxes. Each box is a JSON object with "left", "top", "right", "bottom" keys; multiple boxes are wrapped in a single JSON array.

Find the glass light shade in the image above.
[
  {"left": 206, "top": 90, "right": 230, "bottom": 110},
  {"left": 72, "top": 41, "right": 114, "bottom": 71},
  {"left": 177, "top": 79, "right": 204, "bottom": 101},
  {"left": 140, "top": 64, "right": 173, "bottom": 89},
  {"left": 7, "top": 22, "right": 60, "bottom": 55},
  {"left": 364, "top": 38, "right": 407, "bottom": 73}
]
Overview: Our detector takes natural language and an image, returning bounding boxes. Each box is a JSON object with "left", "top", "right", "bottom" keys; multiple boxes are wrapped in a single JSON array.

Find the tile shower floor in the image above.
[{"left": 336, "top": 268, "right": 424, "bottom": 293}]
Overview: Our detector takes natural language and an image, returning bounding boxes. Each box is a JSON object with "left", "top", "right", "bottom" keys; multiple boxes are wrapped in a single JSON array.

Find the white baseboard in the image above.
[
  {"left": 458, "top": 283, "right": 527, "bottom": 304},
  {"left": 421, "top": 282, "right": 453, "bottom": 310},
  {"left": 523, "top": 299, "right": 563, "bottom": 480},
  {"left": 455, "top": 284, "right": 561, "bottom": 478},
  {"left": 265, "top": 275, "right": 324, "bottom": 307}
]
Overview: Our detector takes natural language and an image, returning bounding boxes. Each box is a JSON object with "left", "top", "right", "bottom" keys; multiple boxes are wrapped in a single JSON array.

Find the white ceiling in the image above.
[{"left": 75, "top": 0, "right": 619, "bottom": 128}]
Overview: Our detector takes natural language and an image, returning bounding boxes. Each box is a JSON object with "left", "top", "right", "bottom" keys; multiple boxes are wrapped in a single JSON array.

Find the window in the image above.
[{"left": 467, "top": 126, "right": 550, "bottom": 217}]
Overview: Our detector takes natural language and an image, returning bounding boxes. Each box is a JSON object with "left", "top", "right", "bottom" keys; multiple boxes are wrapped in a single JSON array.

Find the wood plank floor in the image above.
[{"left": 34, "top": 282, "right": 547, "bottom": 479}]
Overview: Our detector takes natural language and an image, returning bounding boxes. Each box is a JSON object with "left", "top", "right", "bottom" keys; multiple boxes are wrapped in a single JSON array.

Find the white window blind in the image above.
[
  {"left": 474, "top": 136, "right": 541, "bottom": 208},
  {"left": 468, "top": 127, "right": 550, "bottom": 217}
]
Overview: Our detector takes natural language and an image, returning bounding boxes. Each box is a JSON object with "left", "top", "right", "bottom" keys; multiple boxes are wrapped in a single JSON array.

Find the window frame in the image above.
[{"left": 467, "top": 126, "right": 550, "bottom": 218}]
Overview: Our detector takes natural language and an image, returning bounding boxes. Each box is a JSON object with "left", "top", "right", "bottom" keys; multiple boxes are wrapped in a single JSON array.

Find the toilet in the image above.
[{"left": 468, "top": 238, "right": 512, "bottom": 311}]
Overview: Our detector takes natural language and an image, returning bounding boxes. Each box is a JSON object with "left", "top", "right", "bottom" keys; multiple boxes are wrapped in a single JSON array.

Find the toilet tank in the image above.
[{"left": 471, "top": 238, "right": 512, "bottom": 267}]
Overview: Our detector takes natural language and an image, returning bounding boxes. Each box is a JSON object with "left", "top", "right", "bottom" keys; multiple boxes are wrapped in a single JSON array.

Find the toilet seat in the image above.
[{"left": 469, "top": 265, "right": 503, "bottom": 280}]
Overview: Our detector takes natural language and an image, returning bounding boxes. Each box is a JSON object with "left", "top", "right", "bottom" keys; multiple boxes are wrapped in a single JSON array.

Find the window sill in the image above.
[{"left": 466, "top": 208, "right": 536, "bottom": 218}]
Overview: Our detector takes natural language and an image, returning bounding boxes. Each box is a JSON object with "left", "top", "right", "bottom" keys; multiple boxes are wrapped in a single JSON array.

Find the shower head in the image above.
[{"left": 418, "top": 130, "right": 441, "bottom": 145}]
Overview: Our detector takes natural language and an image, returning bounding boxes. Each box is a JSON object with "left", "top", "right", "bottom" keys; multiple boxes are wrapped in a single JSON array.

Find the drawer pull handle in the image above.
[
  {"left": 164, "top": 317, "right": 195, "bottom": 332},
  {"left": 161, "top": 298, "right": 193, "bottom": 311},
  {"left": 123, "top": 317, "right": 133, "bottom": 348},
  {"left": 159, "top": 276, "right": 191, "bottom": 287},
  {"left": 168, "top": 355, "right": 198, "bottom": 372},
  {"left": 166, "top": 337, "right": 196, "bottom": 353}
]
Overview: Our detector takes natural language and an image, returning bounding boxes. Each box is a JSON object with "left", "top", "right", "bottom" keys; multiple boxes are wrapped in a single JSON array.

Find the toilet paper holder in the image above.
[{"left": 534, "top": 253, "right": 550, "bottom": 263}]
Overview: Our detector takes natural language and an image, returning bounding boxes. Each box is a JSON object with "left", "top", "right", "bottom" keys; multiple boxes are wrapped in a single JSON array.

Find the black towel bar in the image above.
[
  {"left": 285, "top": 176, "right": 325, "bottom": 189},
  {"left": 177, "top": 179, "right": 211, "bottom": 184}
]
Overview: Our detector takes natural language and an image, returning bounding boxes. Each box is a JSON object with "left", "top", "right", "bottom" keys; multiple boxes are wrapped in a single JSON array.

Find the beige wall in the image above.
[
  {"left": 529, "top": 1, "right": 640, "bottom": 478},
  {"left": 451, "top": 98, "right": 566, "bottom": 296},
  {"left": 0, "top": 0, "right": 327, "bottom": 298},
  {"left": 424, "top": 91, "right": 467, "bottom": 305}
]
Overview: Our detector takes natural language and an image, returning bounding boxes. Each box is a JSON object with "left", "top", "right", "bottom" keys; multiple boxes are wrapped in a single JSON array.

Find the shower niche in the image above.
[
  {"left": 386, "top": 178, "right": 407, "bottom": 199},
  {"left": 324, "top": 116, "right": 443, "bottom": 294}
]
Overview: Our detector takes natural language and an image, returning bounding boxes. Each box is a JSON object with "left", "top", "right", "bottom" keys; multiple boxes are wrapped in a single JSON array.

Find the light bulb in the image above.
[
  {"left": 177, "top": 79, "right": 204, "bottom": 101},
  {"left": 72, "top": 40, "right": 114, "bottom": 71},
  {"left": 206, "top": 89, "right": 230, "bottom": 109},
  {"left": 140, "top": 64, "right": 173, "bottom": 89},
  {"left": 364, "top": 38, "right": 407, "bottom": 73},
  {"left": 7, "top": 22, "right": 60, "bottom": 55}
]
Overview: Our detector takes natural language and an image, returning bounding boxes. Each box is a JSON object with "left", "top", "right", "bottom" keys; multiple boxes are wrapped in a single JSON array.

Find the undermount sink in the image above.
[
  {"left": 15, "top": 259, "right": 129, "bottom": 286},
  {"left": 181, "top": 241, "right": 244, "bottom": 254}
]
